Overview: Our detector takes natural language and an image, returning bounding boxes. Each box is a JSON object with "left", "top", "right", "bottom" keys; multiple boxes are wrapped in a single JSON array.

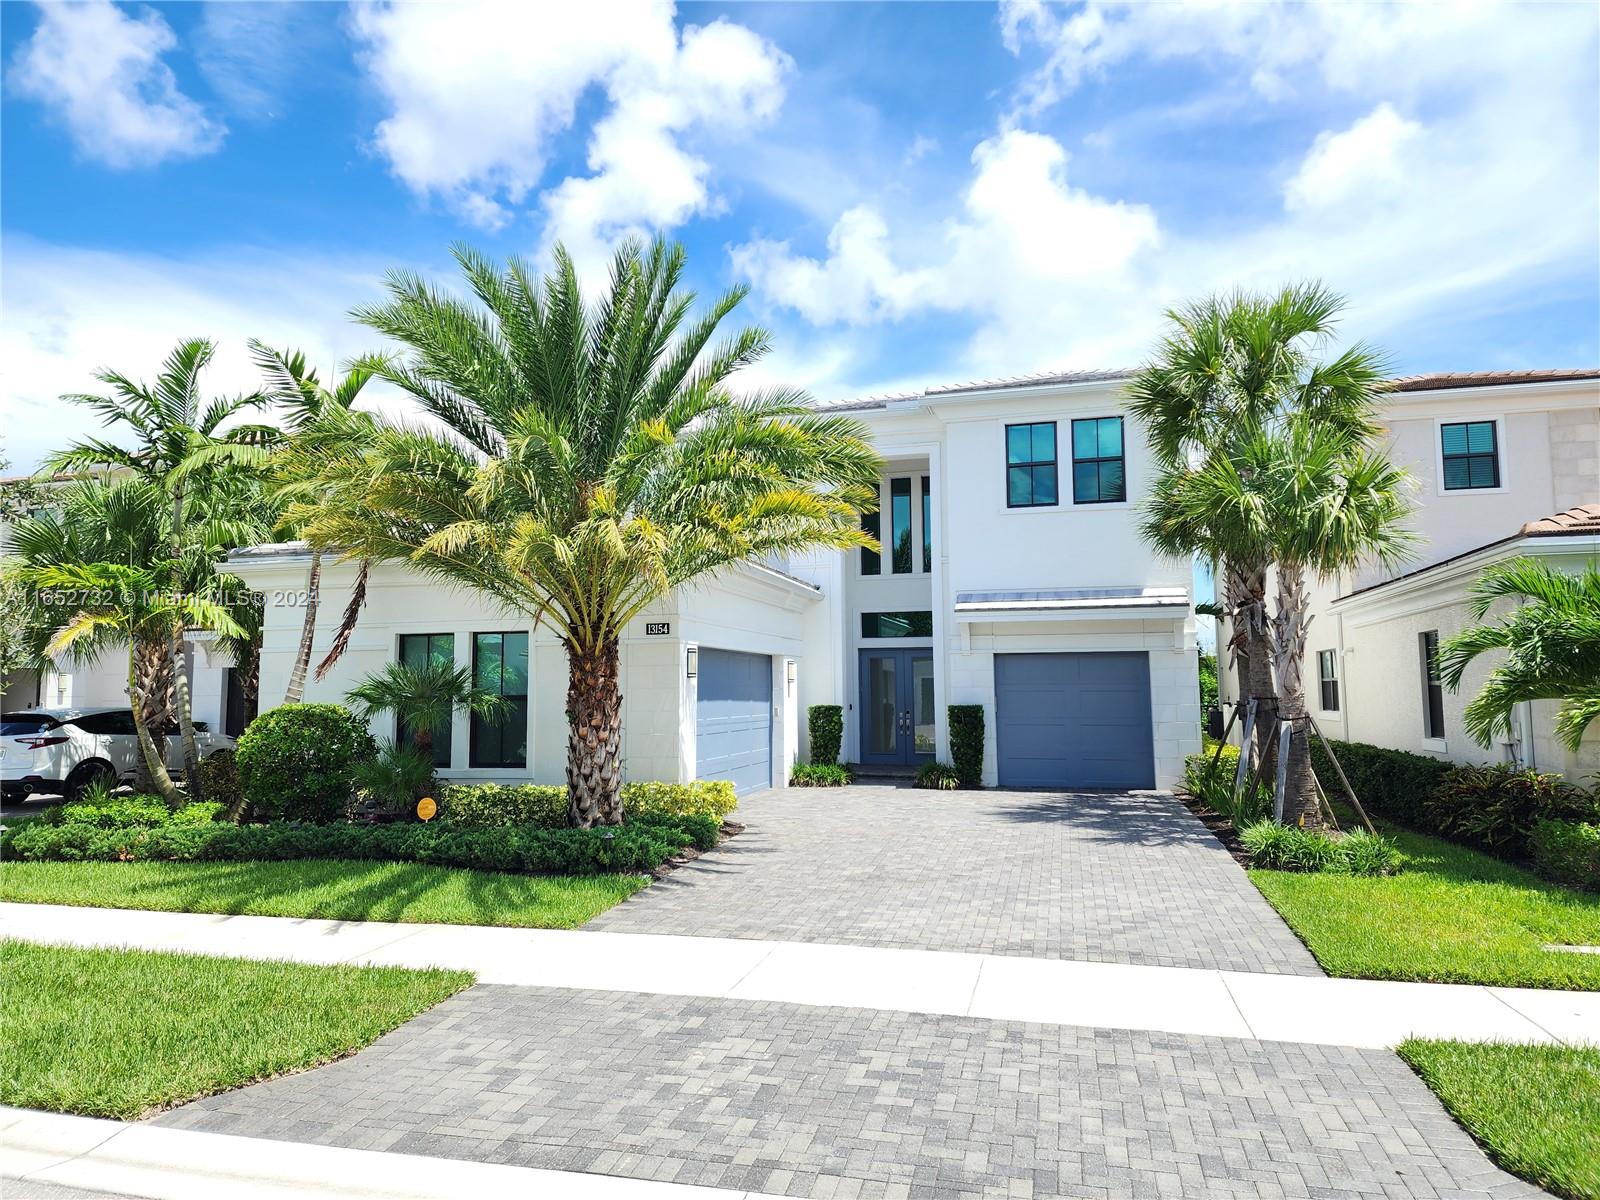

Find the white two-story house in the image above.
[
  {"left": 222, "top": 369, "right": 1202, "bottom": 795},
  {"left": 1220, "top": 369, "right": 1600, "bottom": 781}
]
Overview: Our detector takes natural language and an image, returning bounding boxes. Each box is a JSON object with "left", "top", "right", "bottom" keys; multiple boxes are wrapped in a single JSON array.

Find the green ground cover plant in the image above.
[
  {"left": 1239, "top": 822, "right": 1404, "bottom": 875},
  {"left": 914, "top": 762, "right": 961, "bottom": 790},
  {"left": 437, "top": 779, "right": 737, "bottom": 828},
  {"left": 790, "top": 763, "right": 852, "bottom": 787}
]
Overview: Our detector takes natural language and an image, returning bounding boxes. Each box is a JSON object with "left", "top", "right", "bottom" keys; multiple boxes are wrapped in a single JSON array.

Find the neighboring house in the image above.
[
  {"left": 1219, "top": 369, "right": 1600, "bottom": 781},
  {"left": 228, "top": 369, "right": 1203, "bottom": 793}
]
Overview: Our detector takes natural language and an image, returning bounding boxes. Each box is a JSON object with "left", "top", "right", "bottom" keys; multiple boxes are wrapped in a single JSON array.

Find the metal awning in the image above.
[{"left": 953, "top": 586, "right": 1190, "bottom": 619}]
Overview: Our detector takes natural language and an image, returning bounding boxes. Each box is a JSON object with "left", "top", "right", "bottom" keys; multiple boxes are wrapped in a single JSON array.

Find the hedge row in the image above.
[
  {"left": 435, "top": 779, "right": 737, "bottom": 829},
  {"left": 1530, "top": 820, "right": 1600, "bottom": 891},
  {"left": 4, "top": 811, "right": 717, "bottom": 876}
]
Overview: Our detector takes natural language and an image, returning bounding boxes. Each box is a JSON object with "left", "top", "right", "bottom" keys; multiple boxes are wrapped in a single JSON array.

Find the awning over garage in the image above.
[{"left": 954, "top": 586, "right": 1188, "bottom": 619}]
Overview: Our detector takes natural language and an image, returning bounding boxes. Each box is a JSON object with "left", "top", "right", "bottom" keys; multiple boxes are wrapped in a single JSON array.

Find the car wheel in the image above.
[{"left": 65, "top": 760, "right": 117, "bottom": 802}]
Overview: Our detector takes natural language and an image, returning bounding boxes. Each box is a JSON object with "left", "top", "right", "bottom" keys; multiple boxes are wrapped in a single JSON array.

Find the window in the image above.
[
  {"left": 73, "top": 711, "right": 137, "bottom": 736},
  {"left": 860, "top": 506, "right": 881, "bottom": 576},
  {"left": 861, "top": 611, "right": 934, "bottom": 638},
  {"left": 1005, "top": 422, "right": 1058, "bottom": 508},
  {"left": 470, "top": 632, "right": 528, "bottom": 768},
  {"left": 891, "top": 477, "right": 913, "bottom": 573},
  {"left": 399, "top": 633, "right": 455, "bottom": 767},
  {"left": 1317, "top": 650, "right": 1339, "bottom": 713},
  {"left": 1421, "top": 630, "right": 1445, "bottom": 740},
  {"left": 1440, "top": 420, "right": 1500, "bottom": 490},
  {"left": 1071, "top": 416, "right": 1126, "bottom": 504},
  {"left": 921, "top": 475, "right": 931, "bottom": 572}
]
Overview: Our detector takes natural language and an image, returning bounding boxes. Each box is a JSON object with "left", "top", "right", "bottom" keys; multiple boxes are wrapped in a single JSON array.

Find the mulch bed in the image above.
[{"left": 1173, "top": 790, "right": 1251, "bottom": 868}]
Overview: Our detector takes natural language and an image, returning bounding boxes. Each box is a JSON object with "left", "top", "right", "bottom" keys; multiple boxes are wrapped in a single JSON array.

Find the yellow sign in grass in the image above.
[{"left": 416, "top": 796, "right": 437, "bottom": 821}]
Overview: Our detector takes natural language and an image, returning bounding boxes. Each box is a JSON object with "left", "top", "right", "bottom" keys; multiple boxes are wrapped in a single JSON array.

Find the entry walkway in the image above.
[{"left": 5, "top": 903, "right": 1594, "bottom": 1049}]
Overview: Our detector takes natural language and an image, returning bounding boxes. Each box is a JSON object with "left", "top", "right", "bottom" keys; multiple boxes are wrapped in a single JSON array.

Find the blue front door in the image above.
[{"left": 858, "top": 648, "right": 935, "bottom": 766}]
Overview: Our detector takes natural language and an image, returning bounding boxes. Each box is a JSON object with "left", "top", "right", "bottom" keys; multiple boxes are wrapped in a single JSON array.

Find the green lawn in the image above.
[
  {"left": 1400, "top": 1040, "right": 1600, "bottom": 1200},
  {"left": 1249, "top": 829, "right": 1600, "bottom": 989},
  {"left": 0, "top": 940, "right": 471, "bottom": 1119},
  {"left": 0, "top": 859, "right": 647, "bottom": 928}
]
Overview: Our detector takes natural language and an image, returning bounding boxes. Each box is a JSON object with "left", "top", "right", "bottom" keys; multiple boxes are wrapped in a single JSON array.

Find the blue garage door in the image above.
[
  {"left": 994, "top": 652, "right": 1155, "bottom": 789},
  {"left": 696, "top": 648, "right": 772, "bottom": 794}
]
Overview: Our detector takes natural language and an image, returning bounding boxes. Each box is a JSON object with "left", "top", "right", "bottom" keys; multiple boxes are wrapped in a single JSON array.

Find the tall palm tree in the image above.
[
  {"left": 47, "top": 340, "right": 274, "bottom": 797},
  {"left": 1439, "top": 558, "right": 1600, "bottom": 755},
  {"left": 18, "top": 560, "right": 241, "bottom": 807},
  {"left": 1130, "top": 283, "right": 1387, "bottom": 777},
  {"left": 345, "top": 659, "right": 505, "bottom": 765},
  {"left": 292, "top": 238, "right": 881, "bottom": 825},
  {"left": 250, "top": 342, "right": 381, "bottom": 698}
]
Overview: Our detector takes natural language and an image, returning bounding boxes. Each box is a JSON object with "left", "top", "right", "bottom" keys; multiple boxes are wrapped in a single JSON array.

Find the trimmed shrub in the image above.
[
  {"left": 1182, "top": 745, "right": 1270, "bottom": 829},
  {"left": 808, "top": 704, "right": 844, "bottom": 765},
  {"left": 1308, "top": 738, "right": 1453, "bottom": 828},
  {"left": 38, "top": 797, "right": 225, "bottom": 829},
  {"left": 198, "top": 750, "right": 244, "bottom": 819},
  {"left": 1529, "top": 819, "right": 1600, "bottom": 890},
  {"left": 1240, "top": 821, "right": 1404, "bottom": 875},
  {"left": 948, "top": 705, "right": 985, "bottom": 789},
  {"left": 1423, "top": 764, "right": 1599, "bottom": 856},
  {"left": 435, "top": 779, "right": 738, "bottom": 829},
  {"left": 235, "top": 704, "right": 377, "bottom": 824},
  {"left": 790, "top": 763, "right": 852, "bottom": 787},
  {"left": 5, "top": 810, "right": 714, "bottom": 875},
  {"left": 914, "top": 761, "right": 961, "bottom": 790}
]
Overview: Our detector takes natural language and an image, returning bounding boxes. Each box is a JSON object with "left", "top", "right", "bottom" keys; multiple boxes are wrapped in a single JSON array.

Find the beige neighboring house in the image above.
[{"left": 1220, "top": 369, "right": 1600, "bottom": 782}]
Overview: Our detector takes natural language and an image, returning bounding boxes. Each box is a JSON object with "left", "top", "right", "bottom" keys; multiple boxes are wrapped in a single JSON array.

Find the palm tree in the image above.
[
  {"left": 250, "top": 342, "right": 380, "bottom": 698},
  {"left": 1439, "top": 558, "right": 1600, "bottom": 755},
  {"left": 292, "top": 238, "right": 881, "bottom": 825},
  {"left": 18, "top": 561, "right": 241, "bottom": 807},
  {"left": 345, "top": 659, "right": 505, "bottom": 766},
  {"left": 47, "top": 340, "right": 275, "bottom": 797},
  {"left": 1130, "top": 283, "right": 1387, "bottom": 781}
]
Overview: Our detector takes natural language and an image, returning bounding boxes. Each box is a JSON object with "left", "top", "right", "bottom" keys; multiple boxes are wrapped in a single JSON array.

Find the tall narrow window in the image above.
[
  {"left": 921, "top": 475, "right": 932, "bottom": 572},
  {"left": 1420, "top": 631, "right": 1445, "bottom": 740},
  {"left": 1440, "top": 421, "right": 1500, "bottom": 490},
  {"left": 860, "top": 506, "right": 880, "bottom": 575},
  {"left": 1071, "top": 416, "right": 1126, "bottom": 504},
  {"left": 471, "top": 631, "right": 529, "bottom": 768},
  {"left": 398, "top": 633, "right": 454, "bottom": 766},
  {"left": 1317, "top": 649, "right": 1339, "bottom": 713},
  {"left": 1005, "top": 422, "right": 1057, "bottom": 508},
  {"left": 891, "top": 477, "right": 912, "bottom": 573}
]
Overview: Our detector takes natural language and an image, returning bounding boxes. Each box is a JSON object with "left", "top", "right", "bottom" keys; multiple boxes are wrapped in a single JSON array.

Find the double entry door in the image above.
[{"left": 859, "top": 648, "right": 935, "bottom": 766}]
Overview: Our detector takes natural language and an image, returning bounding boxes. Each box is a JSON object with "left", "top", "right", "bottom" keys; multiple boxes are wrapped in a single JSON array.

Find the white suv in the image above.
[{"left": 0, "top": 706, "right": 236, "bottom": 802}]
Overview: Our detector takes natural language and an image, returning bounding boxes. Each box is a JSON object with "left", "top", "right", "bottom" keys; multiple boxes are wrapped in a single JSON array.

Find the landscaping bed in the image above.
[
  {"left": 1399, "top": 1039, "right": 1599, "bottom": 1200},
  {"left": 0, "top": 940, "right": 470, "bottom": 1119}
]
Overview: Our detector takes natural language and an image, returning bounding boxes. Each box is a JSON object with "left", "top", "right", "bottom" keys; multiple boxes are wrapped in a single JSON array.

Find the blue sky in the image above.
[{"left": 3, "top": 0, "right": 1597, "bottom": 473}]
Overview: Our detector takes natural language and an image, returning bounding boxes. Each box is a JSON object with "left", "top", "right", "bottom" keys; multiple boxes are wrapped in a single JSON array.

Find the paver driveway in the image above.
[{"left": 591, "top": 786, "right": 1321, "bottom": 976}]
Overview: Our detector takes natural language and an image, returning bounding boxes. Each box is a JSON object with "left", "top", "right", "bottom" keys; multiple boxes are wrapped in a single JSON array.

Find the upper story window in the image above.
[
  {"left": 1317, "top": 649, "right": 1339, "bottom": 713},
  {"left": 890, "top": 477, "right": 913, "bottom": 573},
  {"left": 1006, "top": 422, "right": 1058, "bottom": 508},
  {"left": 1420, "top": 630, "right": 1445, "bottom": 740},
  {"left": 1071, "top": 416, "right": 1126, "bottom": 504},
  {"left": 921, "top": 475, "right": 931, "bottom": 572},
  {"left": 1440, "top": 420, "right": 1500, "bottom": 490},
  {"left": 860, "top": 507, "right": 881, "bottom": 575}
]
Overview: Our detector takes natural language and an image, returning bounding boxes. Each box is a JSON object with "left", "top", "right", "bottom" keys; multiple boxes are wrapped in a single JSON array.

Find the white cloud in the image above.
[
  {"left": 349, "top": 0, "right": 788, "bottom": 253},
  {"left": 10, "top": 0, "right": 224, "bottom": 168},
  {"left": 195, "top": 1, "right": 317, "bottom": 116},
  {"left": 1283, "top": 103, "right": 1422, "bottom": 213},
  {"left": 904, "top": 134, "right": 939, "bottom": 165}
]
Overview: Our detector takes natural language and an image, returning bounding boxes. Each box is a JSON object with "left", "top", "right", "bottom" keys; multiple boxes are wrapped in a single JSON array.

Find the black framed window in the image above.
[
  {"left": 1440, "top": 421, "right": 1499, "bottom": 490},
  {"left": 861, "top": 611, "right": 934, "bottom": 638},
  {"left": 471, "top": 631, "right": 528, "bottom": 768},
  {"left": 891, "top": 477, "right": 913, "bottom": 573},
  {"left": 1421, "top": 631, "right": 1445, "bottom": 739},
  {"left": 1071, "top": 416, "right": 1126, "bottom": 504},
  {"left": 921, "top": 475, "right": 931, "bottom": 572},
  {"left": 1317, "top": 650, "right": 1339, "bottom": 713},
  {"left": 860, "top": 506, "right": 881, "bottom": 575},
  {"left": 1005, "top": 422, "right": 1058, "bottom": 508},
  {"left": 399, "top": 633, "right": 455, "bottom": 766}
]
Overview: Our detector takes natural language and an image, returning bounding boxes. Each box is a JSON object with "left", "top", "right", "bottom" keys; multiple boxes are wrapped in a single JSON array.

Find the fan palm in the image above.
[
  {"left": 345, "top": 659, "right": 506, "bottom": 765},
  {"left": 1438, "top": 558, "right": 1600, "bottom": 754},
  {"left": 292, "top": 238, "right": 881, "bottom": 825},
  {"left": 250, "top": 342, "right": 380, "bottom": 699},
  {"left": 47, "top": 340, "right": 275, "bottom": 797}
]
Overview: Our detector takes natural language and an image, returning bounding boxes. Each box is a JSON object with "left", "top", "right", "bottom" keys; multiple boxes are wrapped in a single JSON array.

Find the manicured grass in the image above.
[
  {"left": 1249, "top": 829, "right": 1600, "bottom": 989},
  {"left": 1399, "top": 1039, "right": 1600, "bottom": 1200},
  {"left": 0, "top": 858, "right": 647, "bottom": 928},
  {"left": 0, "top": 940, "right": 471, "bottom": 1119}
]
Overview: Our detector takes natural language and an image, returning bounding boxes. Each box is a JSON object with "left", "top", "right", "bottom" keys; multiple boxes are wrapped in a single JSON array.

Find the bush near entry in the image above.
[
  {"left": 790, "top": 763, "right": 851, "bottom": 787},
  {"left": 235, "top": 704, "right": 376, "bottom": 824},
  {"left": 436, "top": 779, "right": 737, "bottom": 828},
  {"left": 807, "top": 704, "right": 843, "bottom": 765},
  {"left": 948, "top": 705, "right": 984, "bottom": 788}
]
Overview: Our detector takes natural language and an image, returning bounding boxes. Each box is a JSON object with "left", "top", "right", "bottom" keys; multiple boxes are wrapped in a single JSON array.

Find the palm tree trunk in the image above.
[
  {"left": 169, "top": 629, "right": 203, "bottom": 802},
  {"left": 1272, "top": 563, "right": 1322, "bottom": 828},
  {"left": 1235, "top": 562, "right": 1277, "bottom": 776},
  {"left": 1222, "top": 559, "right": 1253, "bottom": 719},
  {"left": 133, "top": 636, "right": 174, "bottom": 794},
  {"left": 128, "top": 648, "right": 183, "bottom": 808},
  {"left": 565, "top": 636, "right": 623, "bottom": 828},
  {"left": 284, "top": 552, "right": 321, "bottom": 703},
  {"left": 315, "top": 558, "right": 369, "bottom": 680}
]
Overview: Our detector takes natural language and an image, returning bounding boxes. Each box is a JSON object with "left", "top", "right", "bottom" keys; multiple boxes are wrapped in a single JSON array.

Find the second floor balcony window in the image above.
[{"left": 1006, "top": 421, "right": 1058, "bottom": 508}]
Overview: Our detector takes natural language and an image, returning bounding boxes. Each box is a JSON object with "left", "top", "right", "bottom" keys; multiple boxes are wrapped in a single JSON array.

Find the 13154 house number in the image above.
[{"left": 645, "top": 622, "right": 671, "bottom": 635}]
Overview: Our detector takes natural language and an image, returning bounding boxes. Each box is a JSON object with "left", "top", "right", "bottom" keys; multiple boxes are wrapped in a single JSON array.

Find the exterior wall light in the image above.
[
  {"left": 785, "top": 659, "right": 796, "bottom": 695},
  {"left": 685, "top": 645, "right": 698, "bottom": 678}
]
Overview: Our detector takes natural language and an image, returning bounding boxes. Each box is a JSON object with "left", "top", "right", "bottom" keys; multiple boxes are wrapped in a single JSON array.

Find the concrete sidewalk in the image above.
[{"left": 5, "top": 902, "right": 1595, "bottom": 1049}]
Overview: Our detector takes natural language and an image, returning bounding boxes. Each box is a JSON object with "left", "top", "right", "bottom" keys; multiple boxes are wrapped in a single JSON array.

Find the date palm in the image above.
[
  {"left": 1438, "top": 558, "right": 1600, "bottom": 754},
  {"left": 293, "top": 238, "right": 880, "bottom": 825},
  {"left": 47, "top": 340, "right": 274, "bottom": 797}
]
